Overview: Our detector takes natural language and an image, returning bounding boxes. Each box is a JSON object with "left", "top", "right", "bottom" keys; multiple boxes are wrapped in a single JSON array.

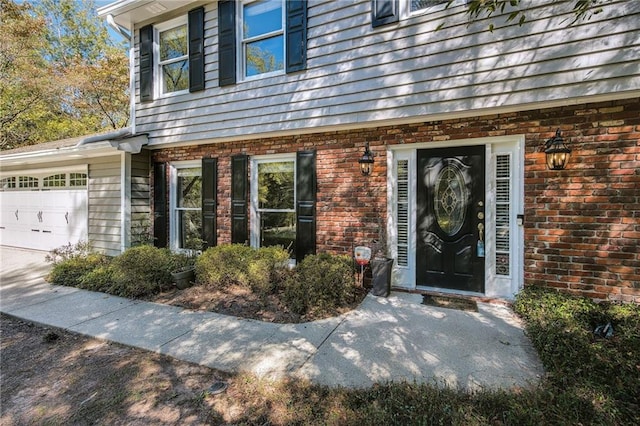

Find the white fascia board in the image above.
[{"left": 0, "top": 142, "right": 119, "bottom": 168}]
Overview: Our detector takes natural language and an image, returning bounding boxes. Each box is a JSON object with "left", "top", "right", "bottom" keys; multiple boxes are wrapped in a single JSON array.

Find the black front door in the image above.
[{"left": 416, "top": 146, "right": 485, "bottom": 293}]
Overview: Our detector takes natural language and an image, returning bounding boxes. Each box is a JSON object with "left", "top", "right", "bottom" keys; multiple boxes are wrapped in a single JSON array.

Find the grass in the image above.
[{"left": 3, "top": 286, "right": 638, "bottom": 425}]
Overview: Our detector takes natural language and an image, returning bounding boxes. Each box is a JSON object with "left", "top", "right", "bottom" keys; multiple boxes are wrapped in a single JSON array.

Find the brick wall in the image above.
[{"left": 151, "top": 97, "right": 639, "bottom": 302}]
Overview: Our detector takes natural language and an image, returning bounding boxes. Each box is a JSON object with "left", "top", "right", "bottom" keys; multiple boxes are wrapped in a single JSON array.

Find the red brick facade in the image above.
[{"left": 152, "top": 98, "right": 640, "bottom": 302}]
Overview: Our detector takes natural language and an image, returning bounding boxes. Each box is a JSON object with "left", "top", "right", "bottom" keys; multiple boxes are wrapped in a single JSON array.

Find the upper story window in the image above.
[
  {"left": 139, "top": 7, "right": 205, "bottom": 102},
  {"left": 241, "top": 0, "right": 285, "bottom": 78},
  {"left": 157, "top": 17, "right": 189, "bottom": 95},
  {"left": 410, "top": 0, "right": 447, "bottom": 13},
  {"left": 218, "top": 0, "right": 306, "bottom": 86}
]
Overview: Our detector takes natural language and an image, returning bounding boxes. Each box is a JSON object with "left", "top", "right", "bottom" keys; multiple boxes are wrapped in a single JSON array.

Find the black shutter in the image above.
[
  {"left": 188, "top": 6, "right": 205, "bottom": 92},
  {"left": 218, "top": 0, "right": 236, "bottom": 86},
  {"left": 286, "top": 0, "right": 307, "bottom": 73},
  {"left": 139, "top": 25, "right": 154, "bottom": 102},
  {"left": 372, "top": 0, "right": 399, "bottom": 27},
  {"left": 153, "top": 162, "right": 167, "bottom": 248},
  {"left": 202, "top": 158, "right": 217, "bottom": 248},
  {"left": 231, "top": 154, "right": 248, "bottom": 244},
  {"left": 296, "top": 150, "right": 316, "bottom": 261}
]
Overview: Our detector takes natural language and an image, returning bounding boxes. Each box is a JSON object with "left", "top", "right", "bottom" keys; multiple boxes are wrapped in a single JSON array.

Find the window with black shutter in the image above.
[
  {"left": 202, "top": 158, "right": 217, "bottom": 248},
  {"left": 372, "top": 0, "right": 399, "bottom": 27},
  {"left": 153, "top": 163, "right": 167, "bottom": 247}
]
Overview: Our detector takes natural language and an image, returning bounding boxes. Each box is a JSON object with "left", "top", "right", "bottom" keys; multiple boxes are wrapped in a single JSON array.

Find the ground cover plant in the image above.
[{"left": 2, "top": 286, "right": 638, "bottom": 424}]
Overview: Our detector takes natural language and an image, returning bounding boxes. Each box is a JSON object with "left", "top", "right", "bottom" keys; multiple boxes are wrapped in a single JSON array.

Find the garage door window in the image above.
[
  {"left": 44, "top": 174, "right": 66, "bottom": 188},
  {"left": 1, "top": 177, "right": 16, "bottom": 189},
  {"left": 70, "top": 173, "right": 87, "bottom": 187},
  {"left": 19, "top": 176, "right": 38, "bottom": 188}
]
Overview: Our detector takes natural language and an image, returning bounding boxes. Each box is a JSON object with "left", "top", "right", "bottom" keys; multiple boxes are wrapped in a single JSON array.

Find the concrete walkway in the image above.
[{"left": 0, "top": 246, "right": 544, "bottom": 390}]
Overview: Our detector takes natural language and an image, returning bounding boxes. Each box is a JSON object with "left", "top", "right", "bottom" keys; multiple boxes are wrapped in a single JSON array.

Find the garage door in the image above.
[{"left": 0, "top": 172, "right": 88, "bottom": 251}]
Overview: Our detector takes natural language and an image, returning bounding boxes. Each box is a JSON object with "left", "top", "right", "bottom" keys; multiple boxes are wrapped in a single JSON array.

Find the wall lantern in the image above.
[
  {"left": 541, "top": 128, "right": 572, "bottom": 170},
  {"left": 358, "top": 143, "right": 375, "bottom": 175}
]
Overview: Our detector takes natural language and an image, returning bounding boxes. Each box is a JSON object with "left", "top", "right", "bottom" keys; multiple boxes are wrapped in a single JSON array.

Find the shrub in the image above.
[
  {"left": 105, "top": 245, "right": 180, "bottom": 298},
  {"left": 195, "top": 244, "right": 289, "bottom": 296},
  {"left": 283, "top": 253, "right": 356, "bottom": 316},
  {"left": 45, "top": 241, "right": 93, "bottom": 265},
  {"left": 47, "top": 252, "right": 110, "bottom": 287}
]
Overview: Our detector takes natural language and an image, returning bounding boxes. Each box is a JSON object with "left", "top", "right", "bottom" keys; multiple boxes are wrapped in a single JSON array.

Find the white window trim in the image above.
[
  {"left": 249, "top": 153, "right": 296, "bottom": 251},
  {"left": 238, "top": 0, "right": 286, "bottom": 82},
  {"left": 154, "top": 15, "right": 189, "bottom": 98},
  {"left": 403, "top": 0, "right": 463, "bottom": 18},
  {"left": 169, "top": 160, "right": 201, "bottom": 252}
]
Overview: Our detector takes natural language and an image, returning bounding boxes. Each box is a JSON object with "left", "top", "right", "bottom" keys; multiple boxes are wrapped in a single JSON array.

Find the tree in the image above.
[
  {"left": 452, "top": 0, "right": 609, "bottom": 31},
  {"left": 0, "top": 0, "right": 128, "bottom": 150}
]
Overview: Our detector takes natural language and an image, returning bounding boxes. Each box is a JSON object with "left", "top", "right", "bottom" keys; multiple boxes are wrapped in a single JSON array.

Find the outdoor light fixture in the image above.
[
  {"left": 541, "top": 128, "right": 572, "bottom": 170},
  {"left": 358, "top": 143, "right": 375, "bottom": 175}
]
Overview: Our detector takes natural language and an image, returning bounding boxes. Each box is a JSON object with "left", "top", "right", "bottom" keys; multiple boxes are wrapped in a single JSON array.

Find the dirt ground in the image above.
[
  {"left": 1, "top": 285, "right": 368, "bottom": 425},
  {"left": 149, "top": 282, "right": 368, "bottom": 324},
  {"left": 1, "top": 314, "right": 228, "bottom": 425}
]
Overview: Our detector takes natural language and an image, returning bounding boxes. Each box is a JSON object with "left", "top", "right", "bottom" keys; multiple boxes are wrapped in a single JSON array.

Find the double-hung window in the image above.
[
  {"left": 172, "top": 164, "right": 202, "bottom": 251},
  {"left": 241, "top": 0, "right": 285, "bottom": 78},
  {"left": 139, "top": 7, "right": 204, "bottom": 102},
  {"left": 251, "top": 156, "right": 296, "bottom": 256},
  {"left": 410, "top": 0, "right": 447, "bottom": 13},
  {"left": 156, "top": 17, "right": 189, "bottom": 96}
]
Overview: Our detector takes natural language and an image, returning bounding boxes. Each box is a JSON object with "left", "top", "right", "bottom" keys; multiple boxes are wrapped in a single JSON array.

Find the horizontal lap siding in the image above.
[
  {"left": 134, "top": 0, "right": 640, "bottom": 145},
  {"left": 88, "top": 156, "right": 122, "bottom": 256},
  {"left": 130, "top": 151, "right": 151, "bottom": 246}
]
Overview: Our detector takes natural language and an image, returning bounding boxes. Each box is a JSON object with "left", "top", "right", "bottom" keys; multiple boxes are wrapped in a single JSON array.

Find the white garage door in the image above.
[{"left": 0, "top": 171, "right": 88, "bottom": 251}]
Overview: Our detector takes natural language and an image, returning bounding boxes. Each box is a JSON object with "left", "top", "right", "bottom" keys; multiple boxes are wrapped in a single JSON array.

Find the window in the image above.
[
  {"left": 1, "top": 177, "right": 16, "bottom": 190},
  {"left": 69, "top": 173, "right": 87, "bottom": 187},
  {"left": 252, "top": 157, "right": 296, "bottom": 255},
  {"left": 410, "top": 0, "right": 447, "bottom": 13},
  {"left": 495, "top": 154, "right": 511, "bottom": 276},
  {"left": 139, "top": 7, "right": 204, "bottom": 102},
  {"left": 157, "top": 17, "right": 189, "bottom": 95},
  {"left": 44, "top": 174, "right": 66, "bottom": 188},
  {"left": 241, "top": 0, "right": 285, "bottom": 78},
  {"left": 18, "top": 176, "right": 38, "bottom": 188},
  {"left": 172, "top": 165, "right": 202, "bottom": 251}
]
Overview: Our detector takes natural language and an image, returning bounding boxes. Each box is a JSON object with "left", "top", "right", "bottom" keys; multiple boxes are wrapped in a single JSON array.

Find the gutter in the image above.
[
  {"left": 76, "top": 128, "right": 148, "bottom": 154},
  {"left": 105, "top": 14, "right": 136, "bottom": 135}
]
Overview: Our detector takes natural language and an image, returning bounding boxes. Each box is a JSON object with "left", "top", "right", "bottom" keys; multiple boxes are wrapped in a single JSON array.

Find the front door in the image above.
[{"left": 416, "top": 146, "right": 485, "bottom": 293}]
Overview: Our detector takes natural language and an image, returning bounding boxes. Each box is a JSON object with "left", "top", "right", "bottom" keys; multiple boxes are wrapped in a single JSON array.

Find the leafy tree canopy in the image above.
[{"left": 1, "top": 0, "right": 128, "bottom": 150}]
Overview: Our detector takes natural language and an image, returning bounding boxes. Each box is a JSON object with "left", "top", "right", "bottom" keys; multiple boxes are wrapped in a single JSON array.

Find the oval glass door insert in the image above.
[{"left": 434, "top": 164, "right": 467, "bottom": 235}]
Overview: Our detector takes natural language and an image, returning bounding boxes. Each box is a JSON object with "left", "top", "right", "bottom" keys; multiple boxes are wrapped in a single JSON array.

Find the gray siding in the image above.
[
  {"left": 133, "top": 0, "right": 640, "bottom": 146},
  {"left": 130, "top": 150, "right": 151, "bottom": 246},
  {"left": 88, "top": 156, "right": 122, "bottom": 256}
]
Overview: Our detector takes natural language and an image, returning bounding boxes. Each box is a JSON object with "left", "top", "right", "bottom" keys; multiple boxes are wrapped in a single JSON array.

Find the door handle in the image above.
[
  {"left": 65, "top": 212, "right": 69, "bottom": 224},
  {"left": 15, "top": 210, "right": 18, "bottom": 221},
  {"left": 477, "top": 223, "right": 485, "bottom": 258}
]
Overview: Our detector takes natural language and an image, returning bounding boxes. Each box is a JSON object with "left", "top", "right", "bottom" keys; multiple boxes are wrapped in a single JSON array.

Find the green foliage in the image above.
[
  {"left": 45, "top": 240, "right": 93, "bottom": 265},
  {"left": 283, "top": 253, "right": 356, "bottom": 316},
  {"left": 0, "top": 0, "right": 128, "bottom": 150},
  {"left": 105, "top": 245, "right": 181, "bottom": 298},
  {"left": 514, "top": 286, "right": 640, "bottom": 424},
  {"left": 439, "top": 0, "right": 608, "bottom": 32},
  {"left": 195, "top": 244, "right": 289, "bottom": 296},
  {"left": 48, "top": 253, "right": 110, "bottom": 287}
]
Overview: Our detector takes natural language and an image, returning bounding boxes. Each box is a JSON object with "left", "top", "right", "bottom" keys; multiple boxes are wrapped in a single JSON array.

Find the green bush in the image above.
[
  {"left": 513, "top": 286, "right": 640, "bottom": 423},
  {"left": 106, "top": 245, "right": 180, "bottom": 298},
  {"left": 47, "top": 253, "right": 110, "bottom": 287},
  {"left": 195, "top": 244, "right": 289, "bottom": 296},
  {"left": 283, "top": 253, "right": 356, "bottom": 316}
]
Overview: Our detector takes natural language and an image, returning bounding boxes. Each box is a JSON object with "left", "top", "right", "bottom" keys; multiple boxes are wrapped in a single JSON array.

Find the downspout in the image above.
[{"left": 106, "top": 15, "right": 136, "bottom": 135}]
